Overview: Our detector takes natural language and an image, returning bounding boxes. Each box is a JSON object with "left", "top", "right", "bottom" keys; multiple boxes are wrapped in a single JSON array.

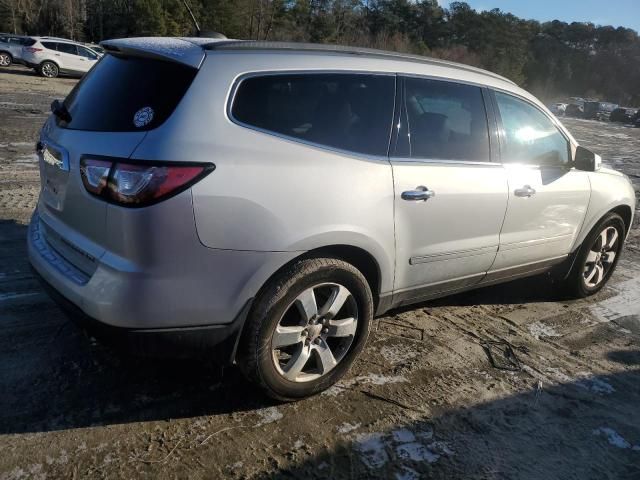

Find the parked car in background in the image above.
[
  {"left": 21, "top": 37, "right": 100, "bottom": 78},
  {"left": 0, "top": 34, "right": 36, "bottom": 67},
  {"left": 85, "top": 43, "right": 104, "bottom": 55},
  {"left": 610, "top": 107, "right": 637, "bottom": 123},
  {"left": 584, "top": 101, "right": 619, "bottom": 121},
  {"left": 549, "top": 102, "right": 568, "bottom": 116},
  {"left": 29, "top": 38, "right": 635, "bottom": 400},
  {"left": 564, "top": 103, "right": 584, "bottom": 118}
]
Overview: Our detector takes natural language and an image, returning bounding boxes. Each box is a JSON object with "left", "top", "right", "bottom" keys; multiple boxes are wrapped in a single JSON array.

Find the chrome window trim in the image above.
[
  {"left": 226, "top": 70, "right": 397, "bottom": 162},
  {"left": 389, "top": 157, "right": 502, "bottom": 167}
]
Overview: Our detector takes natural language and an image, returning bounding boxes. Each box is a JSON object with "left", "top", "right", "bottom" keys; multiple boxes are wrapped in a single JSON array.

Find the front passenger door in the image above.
[{"left": 490, "top": 91, "right": 590, "bottom": 275}]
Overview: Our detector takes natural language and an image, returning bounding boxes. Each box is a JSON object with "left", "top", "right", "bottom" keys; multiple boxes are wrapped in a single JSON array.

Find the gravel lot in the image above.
[{"left": 1, "top": 64, "right": 640, "bottom": 480}]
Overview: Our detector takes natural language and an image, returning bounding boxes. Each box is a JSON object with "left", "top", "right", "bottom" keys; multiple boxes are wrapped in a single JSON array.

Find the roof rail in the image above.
[{"left": 204, "top": 40, "right": 516, "bottom": 85}]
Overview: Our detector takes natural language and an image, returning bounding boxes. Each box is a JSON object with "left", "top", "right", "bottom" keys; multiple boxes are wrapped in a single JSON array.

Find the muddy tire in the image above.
[
  {"left": 237, "top": 257, "right": 373, "bottom": 401},
  {"left": 565, "top": 212, "right": 625, "bottom": 298},
  {"left": 0, "top": 52, "right": 12, "bottom": 67},
  {"left": 39, "top": 61, "right": 59, "bottom": 78}
]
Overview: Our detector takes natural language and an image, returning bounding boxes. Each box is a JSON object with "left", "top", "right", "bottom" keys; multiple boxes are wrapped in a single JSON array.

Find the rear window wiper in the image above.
[{"left": 51, "top": 99, "right": 72, "bottom": 123}]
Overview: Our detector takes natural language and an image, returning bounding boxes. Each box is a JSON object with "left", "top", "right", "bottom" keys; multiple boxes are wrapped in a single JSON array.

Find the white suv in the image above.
[{"left": 21, "top": 37, "right": 100, "bottom": 78}]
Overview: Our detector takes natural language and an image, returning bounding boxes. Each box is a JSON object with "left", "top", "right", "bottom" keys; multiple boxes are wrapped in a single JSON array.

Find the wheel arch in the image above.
[{"left": 0, "top": 50, "right": 12, "bottom": 59}]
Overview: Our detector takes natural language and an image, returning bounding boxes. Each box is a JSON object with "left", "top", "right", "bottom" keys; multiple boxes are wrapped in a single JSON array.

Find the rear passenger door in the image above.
[
  {"left": 391, "top": 76, "right": 508, "bottom": 304},
  {"left": 489, "top": 91, "right": 590, "bottom": 275},
  {"left": 55, "top": 42, "right": 83, "bottom": 72}
]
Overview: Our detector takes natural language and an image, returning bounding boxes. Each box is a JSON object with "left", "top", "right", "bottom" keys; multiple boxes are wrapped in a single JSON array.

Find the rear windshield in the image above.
[{"left": 59, "top": 54, "right": 197, "bottom": 132}]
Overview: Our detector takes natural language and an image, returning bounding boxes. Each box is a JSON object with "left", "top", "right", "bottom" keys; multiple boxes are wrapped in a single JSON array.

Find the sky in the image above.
[{"left": 438, "top": 0, "right": 640, "bottom": 33}]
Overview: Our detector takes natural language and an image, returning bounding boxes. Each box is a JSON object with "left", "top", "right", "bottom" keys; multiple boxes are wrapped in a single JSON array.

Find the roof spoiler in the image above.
[{"left": 100, "top": 37, "right": 210, "bottom": 69}]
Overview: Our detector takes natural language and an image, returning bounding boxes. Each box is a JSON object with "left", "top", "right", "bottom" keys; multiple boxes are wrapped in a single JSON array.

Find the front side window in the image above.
[
  {"left": 78, "top": 46, "right": 98, "bottom": 60},
  {"left": 231, "top": 73, "right": 395, "bottom": 156},
  {"left": 495, "top": 92, "right": 569, "bottom": 165},
  {"left": 403, "top": 77, "right": 490, "bottom": 161}
]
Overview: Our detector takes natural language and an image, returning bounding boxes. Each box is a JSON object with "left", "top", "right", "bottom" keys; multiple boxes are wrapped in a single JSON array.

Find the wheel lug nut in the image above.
[
  {"left": 322, "top": 328, "right": 328, "bottom": 334},
  {"left": 314, "top": 338, "right": 322, "bottom": 345}
]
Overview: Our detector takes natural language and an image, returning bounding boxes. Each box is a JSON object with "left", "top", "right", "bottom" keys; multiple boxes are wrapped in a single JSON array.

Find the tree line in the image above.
[{"left": 2, "top": 0, "right": 640, "bottom": 105}]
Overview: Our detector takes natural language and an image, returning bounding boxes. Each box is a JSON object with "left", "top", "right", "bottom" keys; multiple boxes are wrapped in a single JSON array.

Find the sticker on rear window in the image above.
[{"left": 133, "top": 107, "right": 154, "bottom": 128}]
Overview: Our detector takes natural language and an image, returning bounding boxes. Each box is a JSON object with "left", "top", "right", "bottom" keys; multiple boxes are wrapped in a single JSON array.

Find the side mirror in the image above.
[{"left": 573, "top": 145, "right": 601, "bottom": 172}]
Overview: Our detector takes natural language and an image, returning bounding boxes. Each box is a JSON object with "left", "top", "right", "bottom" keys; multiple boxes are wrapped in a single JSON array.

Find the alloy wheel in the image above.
[
  {"left": 271, "top": 282, "right": 358, "bottom": 383},
  {"left": 0, "top": 53, "right": 10, "bottom": 67},
  {"left": 583, "top": 226, "right": 619, "bottom": 288},
  {"left": 42, "top": 62, "right": 57, "bottom": 78}
]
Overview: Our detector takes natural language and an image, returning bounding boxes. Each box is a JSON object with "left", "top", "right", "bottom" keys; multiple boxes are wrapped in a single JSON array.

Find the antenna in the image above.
[{"left": 182, "top": 0, "right": 201, "bottom": 36}]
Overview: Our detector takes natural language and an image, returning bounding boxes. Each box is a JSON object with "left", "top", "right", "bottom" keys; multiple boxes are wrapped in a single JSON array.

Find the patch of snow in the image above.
[
  {"left": 577, "top": 376, "right": 615, "bottom": 395},
  {"left": 354, "top": 433, "right": 389, "bottom": 469},
  {"left": 380, "top": 345, "right": 418, "bottom": 365},
  {"left": 593, "top": 427, "right": 634, "bottom": 449},
  {"left": 528, "top": 321, "right": 562, "bottom": 339},
  {"left": 392, "top": 428, "right": 416, "bottom": 443},
  {"left": 322, "top": 373, "right": 407, "bottom": 396},
  {"left": 255, "top": 406, "right": 283, "bottom": 426},
  {"left": 395, "top": 442, "right": 440, "bottom": 463},
  {"left": 337, "top": 422, "right": 361, "bottom": 434},
  {"left": 591, "top": 276, "right": 640, "bottom": 326}
]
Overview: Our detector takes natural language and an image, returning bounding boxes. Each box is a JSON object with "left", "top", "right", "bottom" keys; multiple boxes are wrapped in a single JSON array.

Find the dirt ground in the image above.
[{"left": 1, "top": 64, "right": 640, "bottom": 480}]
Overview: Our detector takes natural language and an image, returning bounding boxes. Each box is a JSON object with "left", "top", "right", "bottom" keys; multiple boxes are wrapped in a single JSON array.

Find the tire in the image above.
[
  {"left": 565, "top": 212, "right": 625, "bottom": 298},
  {"left": 238, "top": 257, "right": 373, "bottom": 401},
  {"left": 0, "top": 51, "right": 12, "bottom": 67},
  {"left": 39, "top": 61, "right": 59, "bottom": 78}
]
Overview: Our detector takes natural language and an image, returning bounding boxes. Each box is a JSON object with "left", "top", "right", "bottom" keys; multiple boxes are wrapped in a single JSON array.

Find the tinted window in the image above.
[
  {"left": 495, "top": 92, "right": 569, "bottom": 165},
  {"left": 22, "top": 38, "right": 36, "bottom": 47},
  {"left": 77, "top": 46, "right": 97, "bottom": 60},
  {"left": 41, "top": 41, "right": 57, "bottom": 50},
  {"left": 60, "top": 54, "right": 197, "bottom": 132},
  {"left": 57, "top": 43, "right": 78, "bottom": 55},
  {"left": 404, "top": 77, "right": 489, "bottom": 161},
  {"left": 232, "top": 73, "right": 395, "bottom": 156}
]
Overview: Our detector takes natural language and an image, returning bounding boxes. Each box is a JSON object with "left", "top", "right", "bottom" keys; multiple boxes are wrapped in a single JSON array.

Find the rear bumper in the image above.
[{"left": 33, "top": 265, "right": 252, "bottom": 363}]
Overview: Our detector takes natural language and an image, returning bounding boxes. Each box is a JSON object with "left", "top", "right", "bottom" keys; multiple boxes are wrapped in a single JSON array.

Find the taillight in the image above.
[
  {"left": 24, "top": 47, "right": 43, "bottom": 53},
  {"left": 80, "top": 158, "right": 214, "bottom": 207}
]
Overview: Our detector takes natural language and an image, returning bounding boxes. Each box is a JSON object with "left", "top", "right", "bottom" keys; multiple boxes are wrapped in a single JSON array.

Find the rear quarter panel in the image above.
[{"left": 130, "top": 52, "right": 398, "bottom": 293}]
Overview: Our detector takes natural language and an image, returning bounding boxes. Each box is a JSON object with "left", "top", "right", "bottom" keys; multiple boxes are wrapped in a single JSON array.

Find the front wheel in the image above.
[
  {"left": 565, "top": 212, "right": 625, "bottom": 297},
  {"left": 238, "top": 257, "right": 373, "bottom": 401},
  {"left": 0, "top": 52, "right": 12, "bottom": 67},
  {"left": 39, "top": 61, "right": 59, "bottom": 78}
]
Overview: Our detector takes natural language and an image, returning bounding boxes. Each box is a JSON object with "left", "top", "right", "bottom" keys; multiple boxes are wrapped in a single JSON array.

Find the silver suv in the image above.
[{"left": 28, "top": 38, "right": 636, "bottom": 400}]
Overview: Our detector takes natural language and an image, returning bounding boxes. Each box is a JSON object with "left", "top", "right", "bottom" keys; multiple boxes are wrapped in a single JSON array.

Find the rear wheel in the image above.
[
  {"left": 238, "top": 257, "right": 373, "bottom": 401},
  {"left": 0, "top": 52, "right": 11, "bottom": 67},
  {"left": 565, "top": 213, "right": 625, "bottom": 297},
  {"left": 39, "top": 61, "right": 58, "bottom": 78}
]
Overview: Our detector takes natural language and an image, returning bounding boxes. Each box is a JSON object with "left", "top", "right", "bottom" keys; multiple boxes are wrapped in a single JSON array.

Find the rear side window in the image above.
[
  {"left": 59, "top": 54, "right": 197, "bottom": 132},
  {"left": 403, "top": 77, "right": 490, "bottom": 161},
  {"left": 41, "top": 41, "right": 57, "bottom": 50},
  {"left": 57, "top": 43, "right": 78, "bottom": 55},
  {"left": 494, "top": 92, "right": 570, "bottom": 165},
  {"left": 231, "top": 73, "right": 395, "bottom": 156}
]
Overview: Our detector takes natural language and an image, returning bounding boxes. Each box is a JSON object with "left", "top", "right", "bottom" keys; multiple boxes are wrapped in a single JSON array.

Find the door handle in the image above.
[
  {"left": 401, "top": 185, "right": 436, "bottom": 201},
  {"left": 514, "top": 185, "right": 536, "bottom": 197}
]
